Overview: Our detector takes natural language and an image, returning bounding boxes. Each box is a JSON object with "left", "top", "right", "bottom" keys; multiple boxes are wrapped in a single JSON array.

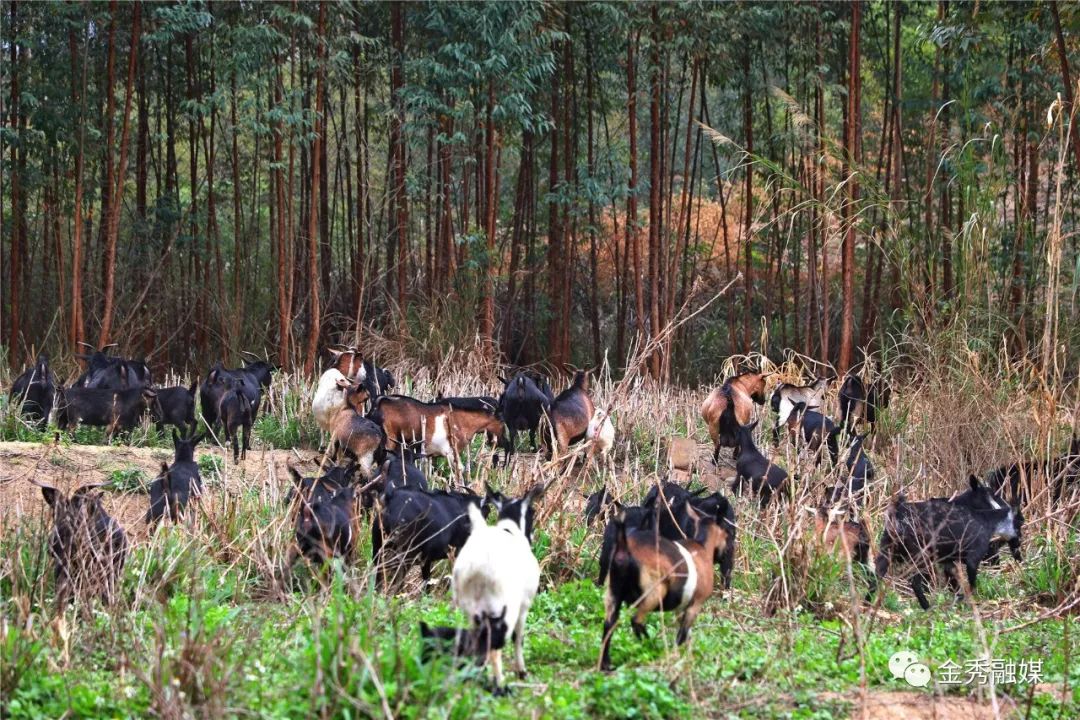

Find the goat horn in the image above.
[
  {"left": 76, "top": 341, "right": 97, "bottom": 350},
  {"left": 28, "top": 478, "right": 58, "bottom": 490}
]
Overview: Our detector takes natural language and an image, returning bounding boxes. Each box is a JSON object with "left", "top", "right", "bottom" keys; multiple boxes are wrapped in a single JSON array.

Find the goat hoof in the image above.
[
  {"left": 600, "top": 662, "right": 615, "bottom": 673},
  {"left": 516, "top": 670, "right": 527, "bottom": 680},
  {"left": 491, "top": 685, "right": 511, "bottom": 697}
]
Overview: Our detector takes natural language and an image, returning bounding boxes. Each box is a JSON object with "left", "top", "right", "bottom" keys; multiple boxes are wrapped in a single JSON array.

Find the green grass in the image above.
[{"left": 2, "top": 366, "right": 1078, "bottom": 719}]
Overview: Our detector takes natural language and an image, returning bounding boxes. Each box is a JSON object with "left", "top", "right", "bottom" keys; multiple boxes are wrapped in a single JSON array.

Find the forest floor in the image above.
[{"left": 1, "top": 363, "right": 1078, "bottom": 719}]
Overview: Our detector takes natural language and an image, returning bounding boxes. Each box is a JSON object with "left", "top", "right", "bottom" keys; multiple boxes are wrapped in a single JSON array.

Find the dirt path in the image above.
[{"left": 0, "top": 440, "right": 314, "bottom": 542}]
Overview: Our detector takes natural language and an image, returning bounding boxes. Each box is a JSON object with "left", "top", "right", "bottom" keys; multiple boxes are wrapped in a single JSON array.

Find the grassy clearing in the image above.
[{"left": 1, "top": 349, "right": 1078, "bottom": 719}]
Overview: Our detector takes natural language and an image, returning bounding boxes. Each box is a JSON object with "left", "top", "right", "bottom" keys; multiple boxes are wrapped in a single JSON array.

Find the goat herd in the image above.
[{"left": 6, "top": 346, "right": 1080, "bottom": 692}]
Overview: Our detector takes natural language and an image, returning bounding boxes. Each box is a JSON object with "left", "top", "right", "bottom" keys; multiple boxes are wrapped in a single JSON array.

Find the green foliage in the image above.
[{"left": 106, "top": 465, "right": 151, "bottom": 494}]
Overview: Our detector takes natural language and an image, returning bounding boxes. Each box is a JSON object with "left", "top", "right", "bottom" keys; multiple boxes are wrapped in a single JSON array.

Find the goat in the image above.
[
  {"left": 200, "top": 357, "right": 275, "bottom": 429},
  {"left": 327, "top": 383, "right": 384, "bottom": 478},
  {"left": 498, "top": 371, "right": 554, "bottom": 454},
  {"left": 806, "top": 506, "right": 875, "bottom": 593},
  {"left": 73, "top": 343, "right": 152, "bottom": 391},
  {"left": 839, "top": 373, "right": 891, "bottom": 434},
  {"left": 546, "top": 370, "right": 595, "bottom": 457},
  {"left": 985, "top": 436, "right": 1080, "bottom": 507},
  {"left": 285, "top": 485, "right": 358, "bottom": 582},
  {"left": 10, "top": 354, "right": 55, "bottom": 429},
  {"left": 948, "top": 475, "right": 1025, "bottom": 564},
  {"left": 452, "top": 484, "right": 544, "bottom": 692},
  {"left": 419, "top": 620, "right": 490, "bottom": 665},
  {"left": 56, "top": 385, "right": 157, "bottom": 439},
  {"left": 783, "top": 401, "right": 840, "bottom": 465},
  {"left": 642, "top": 482, "right": 738, "bottom": 590},
  {"left": 599, "top": 505, "right": 729, "bottom": 671},
  {"left": 148, "top": 380, "right": 198, "bottom": 433},
  {"left": 146, "top": 430, "right": 206, "bottom": 525},
  {"left": 586, "top": 408, "right": 616, "bottom": 459},
  {"left": 730, "top": 421, "right": 790, "bottom": 508},
  {"left": 312, "top": 369, "right": 351, "bottom": 434},
  {"left": 285, "top": 461, "right": 359, "bottom": 509},
  {"left": 825, "top": 432, "right": 874, "bottom": 506},
  {"left": 379, "top": 446, "right": 429, "bottom": 494},
  {"left": 372, "top": 394, "right": 505, "bottom": 475},
  {"left": 373, "top": 484, "right": 488, "bottom": 589},
  {"left": 701, "top": 370, "right": 771, "bottom": 461},
  {"left": 33, "top": 480, "right": 127, "bottom": 606},
  {"left": 217, "top": 376, "right": 253, "bottom": 462},
  {"left": 329, "top": 346, "right": 396, "bottom": 399},
  {"left": 873, "top": 487, "right": 1020, "bottom": 610},
  {"left": 770, "top": 376, "right": 831, "bottom": 436},
  {"left": 434, "top": 394, "right": 513, "bottom": 465}
]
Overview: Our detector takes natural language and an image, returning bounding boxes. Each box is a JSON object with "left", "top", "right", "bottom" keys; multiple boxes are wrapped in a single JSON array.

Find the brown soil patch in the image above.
[
  {"left": 0, "top": 440, "right": 313, "bottom": 543},
  {"left": 843, "top": 690, "right": 1017, "bottom": 720}
]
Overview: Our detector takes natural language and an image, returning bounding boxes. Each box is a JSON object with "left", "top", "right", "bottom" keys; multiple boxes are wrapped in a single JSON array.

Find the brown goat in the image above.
[
  {"left": 807, "top": 507, "right": 876, "bottom": 593},
  {"left": 328, "top": 384, "right": 383, "bottom": 478},
  {"left": 600, "top": 507, "right": 730, "bottom": 670},
  {"left": 547, "top": 371, "right": 596, "bottom": 456},
  {"left": 373, "top": 395, "right": 506, "bottom": 474},
  {"left": 701, "top": 371, "right": 770, "bottom": 457}
]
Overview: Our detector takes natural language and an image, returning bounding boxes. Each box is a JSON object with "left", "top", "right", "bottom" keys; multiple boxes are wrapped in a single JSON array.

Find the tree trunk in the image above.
[
  {"left": 741, "top": 47, "right": 753, "bottom": 354},
  {"left": 99, "top": 2, "right": 141, "bottom": 347},
  {"left": 482, "top": 80, "right": 498, "bottom": 345},
  {"left": 1050, "top": 1, "right": 1080, "bottom": 171},
  {"left": 838, "top": 0, "right": 860, "bottom": 373},
  {"left": 627, "top": 30, "right": 645, "bottom": 364},
  {"left": 304, "top": 0, "right": 326, "bottom": 375},
  {"left": 390, "top": 1, "right": 408, "bottom": 321}
]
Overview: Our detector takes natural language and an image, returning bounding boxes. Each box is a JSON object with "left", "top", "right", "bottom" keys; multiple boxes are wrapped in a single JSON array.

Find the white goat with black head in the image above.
[{"left": 451, "top": 484, "right": 544, "bottom": 693}]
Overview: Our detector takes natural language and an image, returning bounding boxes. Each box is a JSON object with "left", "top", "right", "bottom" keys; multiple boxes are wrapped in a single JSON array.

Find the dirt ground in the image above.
[
  {"left": 0, "top": 440, "right": 310, "bottom": 542},
  {"left": 844, "top": 690, "right": 1025, "bottom": 720}
]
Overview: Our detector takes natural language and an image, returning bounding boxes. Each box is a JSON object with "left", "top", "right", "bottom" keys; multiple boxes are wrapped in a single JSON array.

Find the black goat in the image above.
[
  {"left": 200, "top": 358, "right": 275, "bottom": 429},
  {"left": 873, "top": 487, "right": 1021, "bottom": 610},
  {"left": 839, "top": 373, "right": 891, "bottom": 434},
  {"left": 148, "top": 380, "right": 198, "bottom": 433},
  {"left": 498, "top": 371, "right": 554, "bottom": 455},
  {"left": 10, "top": 355, "right": 55, "bottom": 429},
  {"left": 372, "top": 485, "right": 487, "bottom": 590},
  {"left": 825, "top": 432, "right": 875, "bottom": 506},
  {"left": 730, "top": 422, "right": 790, "bottom": 508},
  {"left": 34, "top": 480, "right": 127, "bottom": 606},
  {"left": 216, "top": 376, "right": 253, "bottom": 462},
  {"left": 56, "top": 386, "right": 156, "bottom": 438},
  {"left": 146, "top": 431, "right": 206, "bottom": 525},
  {"left": 73, "top": 344, "right": 152, "bottom": 390}
]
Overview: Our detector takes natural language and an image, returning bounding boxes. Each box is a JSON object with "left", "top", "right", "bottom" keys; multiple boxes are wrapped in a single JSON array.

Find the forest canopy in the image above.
[{"left": 1, "top": 1, "right": 1078, "bottom": 383}]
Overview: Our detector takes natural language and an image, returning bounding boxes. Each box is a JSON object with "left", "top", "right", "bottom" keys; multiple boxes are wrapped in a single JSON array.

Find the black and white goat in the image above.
[{"left": 451, "top": 484, "right": 544, "bottom": 693}]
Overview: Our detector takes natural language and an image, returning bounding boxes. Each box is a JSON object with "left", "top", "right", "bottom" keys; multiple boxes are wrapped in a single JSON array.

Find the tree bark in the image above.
[
  {"left": 304, "top": 0, "right": 326, "bottom": 375},
  {"left": 838, "top": 0, "right": 860, "bottom": 374},
  {"left": 99, "top": 2, "right": 141, "bottom": 347}
]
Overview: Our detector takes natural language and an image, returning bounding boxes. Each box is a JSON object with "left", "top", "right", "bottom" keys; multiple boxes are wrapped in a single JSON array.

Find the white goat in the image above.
[
  {"left": 586, "top": 408, "right": 615, "bottom": 458},
  {"left": 452, "top": 485, "right": 543, "bottom": 691},
  {"left": 312, "top": 369, "right": 353, "bottom": 433}
]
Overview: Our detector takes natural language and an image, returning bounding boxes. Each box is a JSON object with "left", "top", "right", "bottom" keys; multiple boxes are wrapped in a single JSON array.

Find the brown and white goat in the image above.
[
  {"left": 328, "top": 384, "right": 383, "bottom": 478},
  {"left": 701, "top": 371, "right": 771, "bottom": 459},
  {"left": 546, "top": 370, "right": 596, "bottom": 457},
  {"left": 373, "top": 395, "right": 506, "bottom": 475},
  {"left": 328, "top": 347, "right": 366, "bottom": 382},
  {"left": 600, "top": 506, "right": 730, "bottom": 670}
]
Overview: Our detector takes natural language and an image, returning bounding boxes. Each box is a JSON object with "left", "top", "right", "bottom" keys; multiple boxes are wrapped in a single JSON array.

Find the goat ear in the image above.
[
  {"left": 748, "top": 420, "right": 760, "bottom": 432},
  {"left": 968, "top": 475, "right": 981, "bottom": 490},
  {"left": 34, "top": 481, "right": 60, "bottom": 507},
  {"left": 288, "top": 467, "right": 305, "bottom": 487},
  {"left": 335, "top": 378, "right": 353, "bottom": 390},
  {"left": 172, "top": 429, "right": 181, "bottom": 445}
]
